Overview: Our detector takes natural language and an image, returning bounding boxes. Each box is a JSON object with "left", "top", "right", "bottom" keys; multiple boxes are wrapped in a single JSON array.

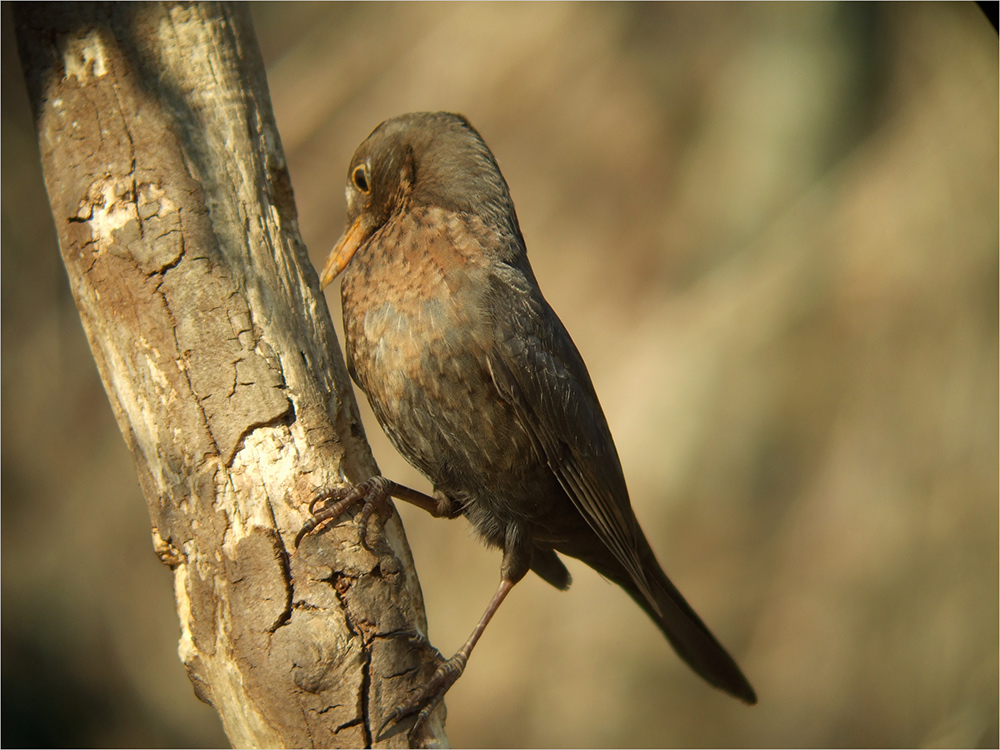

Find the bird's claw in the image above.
[
  {"left": 377, "top": 654, "right": 466, "bottom": 740},
  {"left": 295, "top": 476, "right": 393, "bottom": 550},
  {"left": 386, "top": 627, "right": 439, "bottom": 655}
]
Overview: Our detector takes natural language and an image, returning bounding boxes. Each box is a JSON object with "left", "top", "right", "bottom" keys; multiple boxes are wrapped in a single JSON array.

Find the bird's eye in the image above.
[{"left": 352, "top": 164, "right": 370, "bottom": 194}]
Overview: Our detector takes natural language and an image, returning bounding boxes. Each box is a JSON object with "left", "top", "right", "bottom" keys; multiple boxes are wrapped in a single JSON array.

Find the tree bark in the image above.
[{"left": 14, "top": 3, "right": 447, "bottom": 747}]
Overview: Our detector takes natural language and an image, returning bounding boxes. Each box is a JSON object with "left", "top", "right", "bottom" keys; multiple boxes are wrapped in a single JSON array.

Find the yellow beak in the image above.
[{"left": 320, "top": 215, "right": 367, "bottom": 288}]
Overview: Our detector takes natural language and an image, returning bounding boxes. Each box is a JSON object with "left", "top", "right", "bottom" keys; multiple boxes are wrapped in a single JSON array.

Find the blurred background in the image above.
[{"left": 3, "top": 2, "right": 997, "bottom": 747}]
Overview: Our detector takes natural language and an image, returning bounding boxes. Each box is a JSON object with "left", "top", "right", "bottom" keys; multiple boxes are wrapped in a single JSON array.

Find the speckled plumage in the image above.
[{"left": 319, "top": 112, "right": 755, "bottom": 718}]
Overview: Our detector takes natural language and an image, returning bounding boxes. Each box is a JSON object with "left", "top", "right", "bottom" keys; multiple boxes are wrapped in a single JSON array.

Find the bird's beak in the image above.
[{"left": 320, "top": 215, "right": 367, "bottom": 288}]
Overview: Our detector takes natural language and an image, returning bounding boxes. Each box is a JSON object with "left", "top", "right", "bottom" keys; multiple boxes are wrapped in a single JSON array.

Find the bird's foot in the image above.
[
  {"left": 295, "top": 476, "right": 393, "bottom": 551},
  {"left": 377, "top": 652, "right": 467, "bottom": 740},
  {"left": 390, "top": 627, "right": 439, "bottom": 656}
]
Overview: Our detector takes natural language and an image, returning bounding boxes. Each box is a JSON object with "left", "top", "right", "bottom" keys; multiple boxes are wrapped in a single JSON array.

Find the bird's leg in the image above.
[
  {"left": 296, "top": 476, "right": 455, "bottom": 550},
  {"left": 378, "top": 576, "right": 516, "bottom": 739}
]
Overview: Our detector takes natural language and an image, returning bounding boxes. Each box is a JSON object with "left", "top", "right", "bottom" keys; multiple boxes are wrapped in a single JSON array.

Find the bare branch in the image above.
[{"left": 14, "top": 3, "right": 446, "bottom": 747}]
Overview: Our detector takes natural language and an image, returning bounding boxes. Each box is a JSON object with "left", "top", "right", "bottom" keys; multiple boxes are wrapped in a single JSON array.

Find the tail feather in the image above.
[
  {"left": 636, "top": 560, "right": 757, "bottom": 704},
  {"left": 569, "top": 537, "right": 756, "bottom": 704}
]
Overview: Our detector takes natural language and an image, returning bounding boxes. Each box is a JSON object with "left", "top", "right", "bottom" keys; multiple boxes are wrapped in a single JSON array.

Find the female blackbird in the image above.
[{"left": 306, "top": 111, "right": 756, "bottom": 732}]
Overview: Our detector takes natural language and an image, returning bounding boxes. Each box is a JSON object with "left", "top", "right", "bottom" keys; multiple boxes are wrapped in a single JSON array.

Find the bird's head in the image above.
[{"left": 320, "top": 112, "right": 521, "bottom": 287}]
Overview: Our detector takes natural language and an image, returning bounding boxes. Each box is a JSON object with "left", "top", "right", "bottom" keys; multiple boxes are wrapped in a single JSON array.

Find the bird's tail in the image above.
[{"left": 581, "top": 536, "right": 757, "bottom": 705}]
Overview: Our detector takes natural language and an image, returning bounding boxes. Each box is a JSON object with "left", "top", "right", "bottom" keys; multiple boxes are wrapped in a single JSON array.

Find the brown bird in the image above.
[{"left": 303, "top": 111, "right": 756, "bottom": 733}]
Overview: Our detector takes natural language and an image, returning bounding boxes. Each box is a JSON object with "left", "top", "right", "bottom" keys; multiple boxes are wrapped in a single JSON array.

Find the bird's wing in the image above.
[{"left": 485, "top": 261, "right": 658, "bottom": 609}]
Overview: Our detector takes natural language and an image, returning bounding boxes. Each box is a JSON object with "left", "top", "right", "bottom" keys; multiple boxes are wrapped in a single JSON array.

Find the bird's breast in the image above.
[
  {"left": 339, "top": 207, "right": 533, "bottom": 493},
  {"left": 341, "top": 208, "right": 491, "bottom": 395}
]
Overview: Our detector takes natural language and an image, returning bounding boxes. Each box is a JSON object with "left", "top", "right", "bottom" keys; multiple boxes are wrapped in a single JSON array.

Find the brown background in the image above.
[{"left": 3, "top": 3, "right": 997, "bottom": 747}]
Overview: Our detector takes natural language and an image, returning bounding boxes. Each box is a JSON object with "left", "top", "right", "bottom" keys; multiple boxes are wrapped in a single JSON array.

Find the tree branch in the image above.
[{"left": 14, "top": 3, "right": 446, "bottom": 747}]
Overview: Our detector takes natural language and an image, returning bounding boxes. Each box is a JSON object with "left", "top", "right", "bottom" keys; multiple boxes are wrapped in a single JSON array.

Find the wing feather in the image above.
[{"left": 485, "top": 262, "right": 658, "bottom": 609}]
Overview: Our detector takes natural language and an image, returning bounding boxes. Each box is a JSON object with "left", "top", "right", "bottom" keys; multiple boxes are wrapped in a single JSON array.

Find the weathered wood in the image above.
[{"left": 14, "top": 3, "right": 447, "bottom": 747}]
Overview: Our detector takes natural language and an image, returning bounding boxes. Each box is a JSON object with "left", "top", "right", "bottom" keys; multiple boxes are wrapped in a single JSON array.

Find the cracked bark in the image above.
[{"left": 14, "top": 3, "right": 448, "bottom": 748}]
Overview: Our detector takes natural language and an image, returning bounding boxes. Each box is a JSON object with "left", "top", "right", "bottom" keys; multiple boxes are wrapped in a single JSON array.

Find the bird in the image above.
[{"left": 302, "top": 111, "right": 756, "bottom": 734}]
